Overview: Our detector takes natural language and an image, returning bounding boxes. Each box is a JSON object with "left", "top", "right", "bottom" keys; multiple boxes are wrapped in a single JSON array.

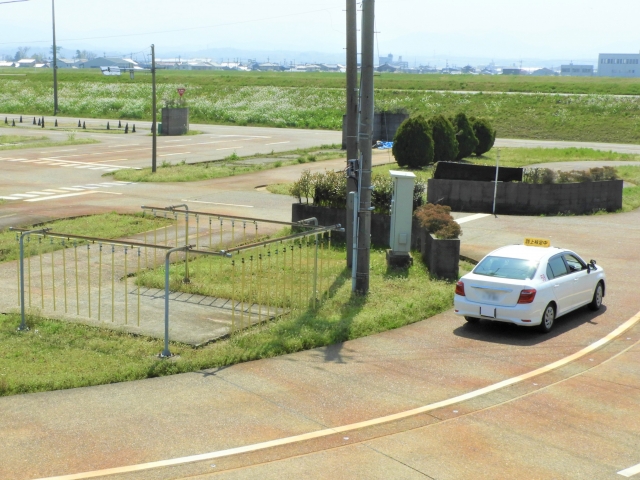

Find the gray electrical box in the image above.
[{"left": 388, "top": 170, "right": 415, "bottom": 266}]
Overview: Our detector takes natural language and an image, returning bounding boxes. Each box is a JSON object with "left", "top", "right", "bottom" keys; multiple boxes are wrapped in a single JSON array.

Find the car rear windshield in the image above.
[{"left": 473, "top": 256, "right": 539, "bottom": 280}]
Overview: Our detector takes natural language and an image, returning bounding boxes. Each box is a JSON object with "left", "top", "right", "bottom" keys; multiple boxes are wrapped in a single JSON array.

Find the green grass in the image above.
[
  {"left": 0, "top": 133, "right": 98, "bottom": 151},
  {"left": 266, "top": 184, "right": 292, "bottom": 195},
  {"left": 109, "top": 145, "right": 343, "bottom": 182},
  {"left": 616, "top": 166, "right": 640, "bottom": 211},
  {"left": 469, "top": 147, "right": 640, "bottom": 168},
  {"left": 5, "top": 69, "right": 640, "bottom": 143},
  {"left": 0, "top": 246, "right": 458, "bottom": 396},
  {"left": 0, "top": 212, "right": 174, "bottom": 263}
]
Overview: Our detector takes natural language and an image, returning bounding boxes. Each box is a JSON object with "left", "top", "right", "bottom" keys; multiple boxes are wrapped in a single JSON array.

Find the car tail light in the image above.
[
  {"left": 518, "top": 288, "right": 537, "bottom": 304},
  {"left": 455, "top": 281, "right": 465, "bottom": 296}
]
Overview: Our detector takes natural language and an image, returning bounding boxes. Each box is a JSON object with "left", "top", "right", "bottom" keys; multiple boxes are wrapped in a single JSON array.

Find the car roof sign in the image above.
[{"left": 524, "top": 237, "right": 551, "bottom": 248}]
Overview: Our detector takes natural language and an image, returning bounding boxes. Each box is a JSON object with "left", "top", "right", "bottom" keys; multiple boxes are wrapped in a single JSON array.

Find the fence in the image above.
[{"left": 10, "top": 206, "right": 343, "bottom": 356}]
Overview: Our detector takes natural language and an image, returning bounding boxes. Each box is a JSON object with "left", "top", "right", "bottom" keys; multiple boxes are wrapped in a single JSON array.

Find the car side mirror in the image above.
[{"left": 589, "top": 259, "right": 596, "bottom": 272}]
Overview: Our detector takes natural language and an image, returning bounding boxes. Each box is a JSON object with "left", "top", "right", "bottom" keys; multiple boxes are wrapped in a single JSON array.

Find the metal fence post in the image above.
[{"left": 162, "top": 245, "right": 192, "bottom": 358}]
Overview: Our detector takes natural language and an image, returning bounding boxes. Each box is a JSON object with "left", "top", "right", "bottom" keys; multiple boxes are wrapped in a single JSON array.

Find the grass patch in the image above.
[
  {"left": 469, "top": 147, "right": 640, "bottom": 168},
  {"left": 617, "top": 166, "right": 640, "bottom": 212},
  {"left": 266, "top": 184, "right": 292, "bottom": 195},
  {"left": 0, "top": 246, "right": 455, "bottom": 396},
  {"left": 109, "top": 145, "right": 344, "bottom": 183},
  {"left": 0, "top": 212, "right": 173, "bottom": 263},
  {"left": 0, "top": 134, "right": 98, "bottom": 151}
]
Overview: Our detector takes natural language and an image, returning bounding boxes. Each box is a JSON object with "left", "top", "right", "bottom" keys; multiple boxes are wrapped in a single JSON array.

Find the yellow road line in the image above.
[{"left": 34, "top": 311, "right": 640, "bottom": 480}]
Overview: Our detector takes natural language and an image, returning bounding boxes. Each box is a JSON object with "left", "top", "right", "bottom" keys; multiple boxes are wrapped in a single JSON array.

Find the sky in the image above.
[{"left": 2, "top": 0, "right": 640, "bottom": 66}]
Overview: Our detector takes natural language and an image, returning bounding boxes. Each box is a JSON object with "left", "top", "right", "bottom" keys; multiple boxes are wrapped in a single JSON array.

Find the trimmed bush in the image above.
[
  {"left": 392, "top": 115, "right": 435, "bottom": 169},
  {"left": 414, "top": 203, "right": 461, "bottom": 239},
  {"left": 451, "top": 112, "right": 479, "bottom": 160},
  {"left": 471, "top": 117, "right": 496, "bottom": 156},
  {"left": 429, "top": 115, "right": 459, "bottom": 162}
]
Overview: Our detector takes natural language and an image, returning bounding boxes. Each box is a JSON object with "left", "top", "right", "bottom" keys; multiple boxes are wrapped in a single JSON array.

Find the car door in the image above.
[
  {"left": 547, "top": 254, "right": 573, "bottom": 315},
  {"left": 563, "top": 253, "right": 593, "bottom": 307}
]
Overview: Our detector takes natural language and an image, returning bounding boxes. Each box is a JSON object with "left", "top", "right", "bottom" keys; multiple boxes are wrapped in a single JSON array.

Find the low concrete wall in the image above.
[
  {"left": 161, "top": 107, "right": 189, "bottom": 135},
  {"left": 427, "top": 179, "right": 623, "bottom": 215},
  {"left": 341, "top": 112, "right": 409, "bottom": 149},
  {"left": 420, "top": 229, "right": 460, "bottom": 280}
]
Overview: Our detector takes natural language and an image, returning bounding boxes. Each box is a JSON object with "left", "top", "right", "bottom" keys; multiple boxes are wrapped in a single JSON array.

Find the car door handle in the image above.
[
  {"left": 574, "top": 278, "right": 579, "bottom": 282},
  {"left": 554, "top": 284, "right": 560, "bottom": 288}
]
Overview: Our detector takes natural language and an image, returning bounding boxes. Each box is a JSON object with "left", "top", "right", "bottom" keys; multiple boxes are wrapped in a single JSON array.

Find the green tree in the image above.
[
  {"left": 392, "top": 115, "right": 435, "bottom": 169},
  {"left": 429, "top": 115, "right": 458, "bottom": 162},
  {"left": 471, "top": 117, "right": 497, "bottom": 156},
  {"left": 450, "top": 112, "right": 479, "bottom": 160},
  {"left": 14, "top": 46, "right": 30, "bottom": 61}
]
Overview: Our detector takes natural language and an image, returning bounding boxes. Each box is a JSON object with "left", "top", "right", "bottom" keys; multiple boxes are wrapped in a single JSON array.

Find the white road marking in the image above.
[
  {"left": 8, "top": 193, "right": 39, "bottom": 198},
  {"left": 265, "top": 141, "right": 290, "bottom": 146},
  {"left": 34, "top": 311, "right": 640, "bottom": 480},
  {"left": 40, "top": 149, "right": 76, "bottom": 153},
  {"left": 0, "top": 196, "right": 21, "bottom": 200},
  {"left": 26, "top": 191, "right": 55, "bottom": 195},
  {"left": 58, "top": 188, "right": 85, "bottom": 191},
  {"left": 21, "top": 160, "right": 41, "bottom": 163},
  {"left": 43, "top": 189, "right": 72, "bottom": 193},
  {"left": 619, "top": 463, "right": 640, "bottom": 477},
  {"left": 24, "top": 191, "right": 100, "bottom": 202},
  {"left": 0, "top": 213, "right": 17, "bottom": 218},
  {"left": 216, "top": 146, "right": 243, "bottom": 151},
  {"left": 182, "top": 199, "right": 253, "bottom": 208},
  {"left": 165, "top": 139, "right": 190, "bottom": 143},
  {"left": 159, "top": 152, "right": 191, "bottom": 157},
  {"left": 455, "top": 213, "right": 491, "bottom": 224}
]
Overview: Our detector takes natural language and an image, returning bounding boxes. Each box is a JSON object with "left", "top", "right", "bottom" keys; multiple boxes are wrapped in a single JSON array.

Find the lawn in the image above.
[
  {"left": 0, "top": 246, "right": 469, "bottom": 396},
  {"left": 5, "top": 69, "right": 640, "bottom": 143},
  {"left": 0, "top": 133, "right": 98, "bottom": 151}
]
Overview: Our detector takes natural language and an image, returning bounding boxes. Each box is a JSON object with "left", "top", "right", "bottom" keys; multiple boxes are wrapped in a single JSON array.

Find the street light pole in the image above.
[
  {"left": 51, "top": 0, "right": 58, "bottom": 115},
  {"left": 151, "top": 44, "right": 157, "bottom": 173},
  {"left": 345, "top": 0, "right": 358, "bottom": 268}
]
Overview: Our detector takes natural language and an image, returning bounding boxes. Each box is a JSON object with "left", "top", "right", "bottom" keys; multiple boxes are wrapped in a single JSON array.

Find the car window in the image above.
[
  {"left": 546, "top": 264, "right": 554, "bottom": 280},
  {"left": 564, "top": 254, "right": 586, "bottom": 273},
  {"left": 548, "top": 256, "right": 568, "bottom": 278},
  {"left": 473, "top": 256, "right": 539, "bottom": 280}
]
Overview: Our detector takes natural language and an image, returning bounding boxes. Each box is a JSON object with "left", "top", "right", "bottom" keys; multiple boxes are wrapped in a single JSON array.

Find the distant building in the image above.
[
  {"left": 560, "top": 63, "right": 593, "bottom": 76},
  {"left": 532, "top": 67, "right": 557, "bottom": 76},
  {"left": 598, "top": 53, "right": 640, "bottom": 77},
  {"left": 461, "top": 65, "right": 476, "bottom": 74},
  {"left": 378, "top": 53, "right": 409, "bottom": 69},
  {"left": 502, "top": 68, "right": 525, "bottom": 75},
  {"left": 376, "top": 64, "right": 397, "bottom": 73},
  {"left": 16, "top": 58, "right": 37, "bottom": 68},
  {"left": 0, "top": 60, "right": 15, "bottom": 67},
  {"left": 80, "top": 57, "right": 138, "bottom": 69}
]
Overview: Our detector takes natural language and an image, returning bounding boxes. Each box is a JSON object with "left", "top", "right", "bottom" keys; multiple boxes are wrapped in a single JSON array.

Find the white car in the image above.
[{"left": 454, "top": 244, "right": 605, "bottom": 333}]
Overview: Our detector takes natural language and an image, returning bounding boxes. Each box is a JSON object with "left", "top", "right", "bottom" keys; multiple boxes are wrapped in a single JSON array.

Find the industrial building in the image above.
[
  {"left": 560, "top": 63, "right": 594, "bottom": 76},
  {"left": 597, "top": 53, "right": 640, "bottom": 77}
]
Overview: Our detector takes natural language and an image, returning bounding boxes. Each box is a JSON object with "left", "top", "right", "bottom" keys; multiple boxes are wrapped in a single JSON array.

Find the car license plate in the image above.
[{"left": 480, "top": 306, "right": 496, "bottom": 318}]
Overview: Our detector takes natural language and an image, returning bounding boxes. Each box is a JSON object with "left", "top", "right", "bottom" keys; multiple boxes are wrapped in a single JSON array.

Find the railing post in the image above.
[
  {"left": 162, "top": 245, "right": 192, "bottom": 358},
  {"left": 11, "top": 228, "right": 50, "bottom": 331}
]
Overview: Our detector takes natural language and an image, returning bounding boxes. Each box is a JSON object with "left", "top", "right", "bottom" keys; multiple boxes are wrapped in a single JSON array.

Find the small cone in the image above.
[
  {"left": 4, "top": 117, "right": 7, "bottom": 124},
  {"left": 118, "top": 120, "right": 122, "bottom": 128},
  {"left": 107, "top": 122, "right": 110, "bottom": 130},
  {"left": 37, "top": 118, "right": 41, "bottom": 126},
  {"left": 82, "top": 121, "right": 86, "bottom": 129},
  {"left": 55, "top": 119, "right": 58, "bottom": 127},
  {"left": 33, "top": 117, "right": 37, "bottom": 125},
  {"left": 132, "top": 124, "right": 136, "bottom": 133},
  {"left": 12, "top": 119, "right": 15, "bottom": 126},
  {"left": 78, "top": 120, "right": 82, "bottom": 127},
  {"left": 124, "top": 123, "right": 129, "bottom": 134},
  {"left": 20, "top": 115, "right": 22, "bottom": 123},
  {"left": 41, "top": 118, "right": 45, "bottom": 128}
]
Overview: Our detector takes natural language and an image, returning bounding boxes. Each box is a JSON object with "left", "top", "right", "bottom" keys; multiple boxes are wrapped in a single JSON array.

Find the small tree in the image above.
[
  {"left": 471, "top": 117, "right": 496, "bottom": 156},
  {"left": 429, "top": 115, "right": 459, "bottom": 162},
  {"left": 392, "top": 115, "right": 434, "bottom": 169},
  {"left": 451, "top": 112, "right": 479, "bottom": 160}
]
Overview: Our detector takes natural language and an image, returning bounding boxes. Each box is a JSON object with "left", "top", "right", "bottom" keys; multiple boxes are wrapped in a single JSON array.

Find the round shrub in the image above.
[
  {"left": 429, "top": 115, "right": 459, "bottom": 162},
  {"left": 451, "top": 112, "right": 479, "bottom": 160},
  {"left": 392, "top": 115, "right": 435, "bottom": 169},
  {"left": 414, "top": 203, "right": 462, "bottom": 239},
  {"left": 471, "top": 117, "right": 496, "bottom": 156}
]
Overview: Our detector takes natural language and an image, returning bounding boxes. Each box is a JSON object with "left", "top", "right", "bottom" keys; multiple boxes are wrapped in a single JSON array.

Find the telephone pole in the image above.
[
  {"left": 355, "top": 0, "right": 374, "bottom": 294},
  {"left": 345, "top": 0, "right": 358, "bottom": 267},
  {"left": 51, "top": 0, "right": 58, "bottom": 115},
  {"left": 151, "top": 44, "right": 157, "bottom": 173}
]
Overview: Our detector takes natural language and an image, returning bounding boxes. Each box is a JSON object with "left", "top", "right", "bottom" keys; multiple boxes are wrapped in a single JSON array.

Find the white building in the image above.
[
  {"left": 597, "top": 53, "right": 640, "bottom": 77},
  {"left": 560, "top": 63, "right": 594, "bottom": 76}
]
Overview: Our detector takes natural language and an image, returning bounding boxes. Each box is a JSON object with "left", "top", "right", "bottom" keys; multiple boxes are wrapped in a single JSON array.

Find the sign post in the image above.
[{"left": 177, "top": 88, "right": 186, "bottom": 97}]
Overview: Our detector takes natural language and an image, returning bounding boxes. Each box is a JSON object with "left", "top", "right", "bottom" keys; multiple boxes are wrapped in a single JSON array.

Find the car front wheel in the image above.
[
  {"left": 538, "top": 304, "right": 555, "bottom": 333},
  {"left": 589, "top": 282, "right": 604, "bottom": 311}
]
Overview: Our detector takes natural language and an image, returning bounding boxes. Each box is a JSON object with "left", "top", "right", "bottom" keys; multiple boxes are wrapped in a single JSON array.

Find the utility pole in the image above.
[
  {"left": 355, "top": 0, "right": 374, "bottom": 294},
  {"left": 51, "top": 0, "right": 58, "bottom": 115},
  {"left": 151, "top": 44, "right": 157, "bottom": 173},
  {"left": 345, "top": 0, "right": 358, "bottom": 268}
]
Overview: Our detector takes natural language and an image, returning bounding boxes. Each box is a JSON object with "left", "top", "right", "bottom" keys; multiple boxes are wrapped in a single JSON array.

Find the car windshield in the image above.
[{"left": 473, "top": 256, "right": 539, "bottom": 280}]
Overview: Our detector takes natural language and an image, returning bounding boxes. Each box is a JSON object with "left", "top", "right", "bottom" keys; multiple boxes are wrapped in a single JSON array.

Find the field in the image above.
[{"left": 3, "top": 69, "right": 640, "bottom": 143}]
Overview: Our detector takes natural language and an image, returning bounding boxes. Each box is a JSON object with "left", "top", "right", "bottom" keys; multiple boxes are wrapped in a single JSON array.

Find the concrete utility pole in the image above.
[
  {"left": 345, "top": 0, "right": 358, "bottom": 268},
  {"left": 151, "top": 44, "right": 157, "bottom": 173},
  {"left": 355, "top": 0, "right": 375, "bottom": 294},
  {"left": 51, "top": 0, "right": 58, "bottom": 115}
]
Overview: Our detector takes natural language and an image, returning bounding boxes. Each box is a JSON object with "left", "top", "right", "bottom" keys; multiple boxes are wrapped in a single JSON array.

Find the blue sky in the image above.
[{"left": 2, "top": 0, "right": 640, "bottom": 65}]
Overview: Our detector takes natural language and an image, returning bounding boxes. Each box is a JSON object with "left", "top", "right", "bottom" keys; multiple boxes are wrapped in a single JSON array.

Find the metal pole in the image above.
[
  {"left": 151, "top": 44, "right": 157, "bottom": 173},
  {"left": 493, "top": 148, "right": 500, "bottom": 218},
  {"left": 162, "top": 245, "right": 191, "bottom": 357},
  {"left": 52, "top": 0, "right": 58, "bottom": 115},
  {"left": 345, "top": 0, "right": 358, "bottom": 268},
  {"left": 15, "top": 228, "right": 50, "bottom": 330},
  {"left": 355, "top": 0, "right": 375, "bottom": 295}
]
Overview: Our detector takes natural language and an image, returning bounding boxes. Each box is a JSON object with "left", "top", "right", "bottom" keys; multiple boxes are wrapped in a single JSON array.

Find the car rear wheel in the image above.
[
  {"left": 589, "top": 282, "right": 604, "bottom": 311},
  {"left": 538, "top": 304, "right": 555, "bottom": 333},
  {"left": 464, "top": 316, "right": 480, "bottom": 324}
]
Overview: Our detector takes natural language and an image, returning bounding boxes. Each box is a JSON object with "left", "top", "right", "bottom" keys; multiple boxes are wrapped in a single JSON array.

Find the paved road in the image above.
[{"left": 1, "top": 122, "right": 639, "bottom": 479}]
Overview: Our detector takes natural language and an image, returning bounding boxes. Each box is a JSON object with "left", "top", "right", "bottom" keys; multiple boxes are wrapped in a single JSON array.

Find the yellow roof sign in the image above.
[{"left": 525, "top": 238, "right": 551, "bottom": 248}]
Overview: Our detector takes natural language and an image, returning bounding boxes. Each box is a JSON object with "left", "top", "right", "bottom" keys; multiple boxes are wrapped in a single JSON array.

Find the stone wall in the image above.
[{"left": 161, "top": 107, "right": 189, "bottom": 136}]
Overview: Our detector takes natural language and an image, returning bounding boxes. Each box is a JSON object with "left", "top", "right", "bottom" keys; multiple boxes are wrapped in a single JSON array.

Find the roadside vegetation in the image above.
[
  {"left": 0, "top": 212, "right": 173, "bottom": 263},
  {"left": 108, "top": 145, "right": 342, "bottom": 182},
  {"left": 0, "top": 246, "right": 469, "bottom": 396},
  {"left": 5, "top": 69, "right": 640, "bottom": 143},
  {"left": 0, "top": 133, "right": 98, "bottom": 151}
]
